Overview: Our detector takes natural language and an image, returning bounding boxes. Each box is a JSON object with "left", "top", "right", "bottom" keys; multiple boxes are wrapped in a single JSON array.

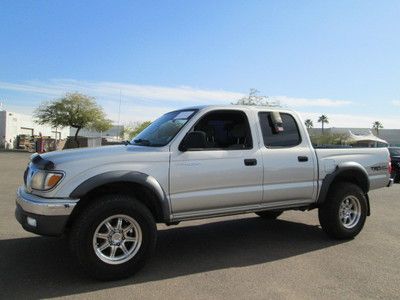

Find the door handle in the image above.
[
  {"left": 244, "top": 159, "right": 257, "bottom": 166},
  {"left": 298, "top": 156, "right": 308, "bottom": 162}
]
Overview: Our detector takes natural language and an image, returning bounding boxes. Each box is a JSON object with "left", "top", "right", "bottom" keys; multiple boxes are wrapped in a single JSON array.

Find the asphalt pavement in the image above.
[{"left": 0, "top": 151, "right": 399, "bottom": 299}]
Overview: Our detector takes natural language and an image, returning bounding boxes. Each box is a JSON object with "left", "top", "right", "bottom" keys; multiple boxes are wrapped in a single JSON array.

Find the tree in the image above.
[
  {"left": 34, "top": 92, "right": 112, "bottom": 147},
  {"left": 233, "top": 88, "right": 279, "bottom": 106},
  {"left": 372, "top": 121, "right": 383, "bottom": 136},
  {"left": 304, "top": 119, "right": 314, "bottom": 129},
  {"left": 318, "top": 115, "right": 329, "bottom": 133},
  {"left": 123, "top": 121, "right": 152, "bottom": 140}
]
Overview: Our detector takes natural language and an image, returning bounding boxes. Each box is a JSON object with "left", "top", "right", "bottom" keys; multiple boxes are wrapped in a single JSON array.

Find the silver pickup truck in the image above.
[{"left": 15, "top": 105, "right": 393, "bottom": 280}]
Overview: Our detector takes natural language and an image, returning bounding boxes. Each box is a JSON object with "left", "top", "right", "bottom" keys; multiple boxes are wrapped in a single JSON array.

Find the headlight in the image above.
[{"left": 30, "top": 171, "right": 64, "bottom": 191}]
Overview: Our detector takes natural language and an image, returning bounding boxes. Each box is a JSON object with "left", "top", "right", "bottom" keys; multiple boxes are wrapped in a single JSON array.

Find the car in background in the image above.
[{"left": 389, "top": 147, "right": 400, "bottom": 183}]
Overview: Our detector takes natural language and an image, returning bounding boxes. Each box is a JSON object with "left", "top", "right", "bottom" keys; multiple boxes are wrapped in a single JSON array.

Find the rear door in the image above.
[
  {"left": 169, "top": 109, "right": 263, "bottom": 217},
  {"left": 257, "top": 111, "right": 317, "bottom": 205}
]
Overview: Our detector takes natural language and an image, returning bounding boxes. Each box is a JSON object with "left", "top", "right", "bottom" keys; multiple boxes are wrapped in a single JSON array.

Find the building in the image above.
[
  {"left": 69, "top": 125, "right": 124, "bottom": 141},
  {"left": 309, "top": 127, "right": 400, "bottom": 147},
  {"left": 0, "top": 110, "right": 69, "bottom": 149}
]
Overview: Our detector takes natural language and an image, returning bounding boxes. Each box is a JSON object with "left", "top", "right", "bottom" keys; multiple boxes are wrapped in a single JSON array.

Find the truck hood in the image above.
[{"left": 39, "top": 145, "right": 168, "bottom": 167}]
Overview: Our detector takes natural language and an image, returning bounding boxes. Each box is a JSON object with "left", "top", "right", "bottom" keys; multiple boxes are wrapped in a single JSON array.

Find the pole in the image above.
[{"left": 117, "top": 90, "right": 122, "bottom": 141}]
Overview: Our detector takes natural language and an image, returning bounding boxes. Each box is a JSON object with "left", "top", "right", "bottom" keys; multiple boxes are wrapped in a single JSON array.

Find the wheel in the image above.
[
  {"left": 318, "top": 182, "right": 367, "bottom": 239},
  {"left": 255, "top": 210, "right": 283, "bottom": 219},
  {"left": 69, "top": 194, "right": 157, "bottom": 280}
]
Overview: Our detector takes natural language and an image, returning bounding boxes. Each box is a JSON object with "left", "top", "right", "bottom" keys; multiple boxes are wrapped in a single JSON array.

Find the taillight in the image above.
[{"left": 388, "top": 157, "right": 392, "bottom": 174}]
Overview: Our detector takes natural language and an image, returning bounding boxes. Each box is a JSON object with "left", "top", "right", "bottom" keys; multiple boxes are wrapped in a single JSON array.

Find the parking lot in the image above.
[{"left": 0, "top": 151, "right": 399, "bottom": 299}]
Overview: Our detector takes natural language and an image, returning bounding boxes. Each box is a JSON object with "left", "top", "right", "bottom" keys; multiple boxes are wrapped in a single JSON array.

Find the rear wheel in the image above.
[
  {"left": 69, "top": 194, "right": 157, "bottom": 280},
  {"left": 255, "top": 210, "right": 283, "bottom": 220},
  {"left": 318, "top": 182, "right": 367, "bottom": 239}
]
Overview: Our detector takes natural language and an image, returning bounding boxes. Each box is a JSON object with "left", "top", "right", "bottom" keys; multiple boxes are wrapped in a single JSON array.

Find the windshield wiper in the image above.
[{"left": 133, "top": 139, "right": 151, "bottom": 146}]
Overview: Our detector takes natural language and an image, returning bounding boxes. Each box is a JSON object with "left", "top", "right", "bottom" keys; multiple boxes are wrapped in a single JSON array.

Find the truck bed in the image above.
[{"left": 315, "top": 147, "right": 390, "bottom": 191}]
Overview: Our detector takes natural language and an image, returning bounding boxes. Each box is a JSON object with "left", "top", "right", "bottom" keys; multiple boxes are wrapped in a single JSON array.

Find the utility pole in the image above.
[{"left": 117, "top": 90, "right": 122, "bottom": 140}]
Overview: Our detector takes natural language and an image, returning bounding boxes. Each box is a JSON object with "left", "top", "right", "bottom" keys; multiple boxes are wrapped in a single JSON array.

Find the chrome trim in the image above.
[
  {"left": 387, "top": 178, "right": 394, "bottom": 187},
  {"left": 16, "top": 186, "right": 79, "bottom": 216}
]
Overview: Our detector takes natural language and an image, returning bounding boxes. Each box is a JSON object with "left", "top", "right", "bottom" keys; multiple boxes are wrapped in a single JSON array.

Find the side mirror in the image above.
[
  {"left": 270, "top": 111, "right": 284, "bottom": 133},
  {"left": 179, "top": 131, "right": 207, "bottom": 151}
]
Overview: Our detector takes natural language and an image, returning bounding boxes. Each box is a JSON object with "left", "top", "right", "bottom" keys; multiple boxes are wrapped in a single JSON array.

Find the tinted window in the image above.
[
  {"left": 190, "top": 110, "right": 253, "bottom": 150},
  {"left": 259, "top": 112, "right": 301, "bottom": 147}
]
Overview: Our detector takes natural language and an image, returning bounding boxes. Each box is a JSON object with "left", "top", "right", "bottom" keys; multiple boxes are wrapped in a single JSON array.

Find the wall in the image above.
[
  {"left": 69, "top": 125, "right": 124, "bottom": 139},
  {"left": 309, "top": 127, "right": 400, "bottom": 147},
  {"left": 0, "top": 111, "right": 6, "bottom": 148},
  {"left": 0, "top": 110, "right": 70, "bottom": 149}
]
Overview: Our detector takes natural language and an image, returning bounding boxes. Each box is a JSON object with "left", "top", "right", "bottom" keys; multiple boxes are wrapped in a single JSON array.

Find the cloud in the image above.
[
  {"left": 274, "top": 96, "right": 351, "bottom": 107},
  {"left": 392, "top": 100, "right": 400, "bottom": 107},
  {"left": 0, "top": 79, "right": 352, "bottom": 107},
  {"left": 0, "top": 79, "right": 244, "bottom": 104},
  {"left": 0, "top": 79, "right": 358, "bottom": 125},
  {"left": 300, "top": 112, "right": 400, "bottom": 129}
]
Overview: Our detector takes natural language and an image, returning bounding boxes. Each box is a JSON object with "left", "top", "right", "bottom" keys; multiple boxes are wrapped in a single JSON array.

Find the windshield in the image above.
[
  {"left": 131, "top": 109, "right": 198, "bottom": 147},
  {"left": 389, "top": 148, "right": 400, "bottom": 156}
]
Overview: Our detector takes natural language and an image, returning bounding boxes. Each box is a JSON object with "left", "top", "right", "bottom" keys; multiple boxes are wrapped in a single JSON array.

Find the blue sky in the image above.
[{"left": 0, "top": 0, "right": 399, "bottom": 127}]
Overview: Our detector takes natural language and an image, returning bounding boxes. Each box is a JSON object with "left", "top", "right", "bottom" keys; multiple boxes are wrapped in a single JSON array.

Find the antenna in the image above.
[
  {"left": 0, "top": 101, "right": 4, "bottom": 111},
  {"left": 117, "top": 90, "right": 122, "bottom": 140}
]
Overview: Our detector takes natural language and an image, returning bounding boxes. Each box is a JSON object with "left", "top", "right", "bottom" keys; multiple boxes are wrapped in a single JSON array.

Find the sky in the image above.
[{"left": 0, "top": 0, "right": 399, "bottom": 128}]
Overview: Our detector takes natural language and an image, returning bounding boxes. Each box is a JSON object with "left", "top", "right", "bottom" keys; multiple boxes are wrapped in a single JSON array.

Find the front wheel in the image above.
[
  {"left": 69, "top": 194, "right": 157, "bottom": 280},
  {"left": 318, "top": 182, "right": 367, "bottom": 239}
]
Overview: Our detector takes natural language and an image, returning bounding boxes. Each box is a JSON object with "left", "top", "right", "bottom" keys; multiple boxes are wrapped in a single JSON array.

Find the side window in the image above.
[
  {"left": 191, "top": 110, "right": 253, "bottom": 150},
  {"left": 259, "top": 112, "right": 301, "bottom": 147}
]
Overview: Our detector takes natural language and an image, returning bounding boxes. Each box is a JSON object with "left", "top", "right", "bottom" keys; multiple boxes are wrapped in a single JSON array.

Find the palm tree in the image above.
[
  {"left": 318, "top": 115, "right": 329, "bottom": 133},
  {"left": 304, "top": 119, "right": 313, "bottom": 129},
  {"left": 372, "top": 121, "right": 383, "bottom": 136}
]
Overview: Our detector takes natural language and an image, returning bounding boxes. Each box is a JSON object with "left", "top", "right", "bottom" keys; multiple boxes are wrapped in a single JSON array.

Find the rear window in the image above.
[{"left": 258, "top": 112, "right": 301, "bottom": 147}]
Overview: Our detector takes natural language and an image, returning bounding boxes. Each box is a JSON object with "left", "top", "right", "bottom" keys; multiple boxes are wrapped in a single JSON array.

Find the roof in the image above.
[
  {"left": 345, "top": 129, "right": 388, "bottom": 144},
  {"left": 179, "top": 104, "right": 292, "bottom": 112}
]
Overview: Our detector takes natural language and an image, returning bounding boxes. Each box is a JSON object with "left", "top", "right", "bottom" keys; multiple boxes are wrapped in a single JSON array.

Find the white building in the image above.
[
  {"left": 69, "top": 125, "right": 124, "bottom": 141},
  {"left": 0, "top": 110, "right": 70, "bottom": 149}
]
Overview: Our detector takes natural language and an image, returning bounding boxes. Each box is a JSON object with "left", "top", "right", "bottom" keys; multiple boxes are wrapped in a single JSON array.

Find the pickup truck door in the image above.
[
  {"left": 169, "top": 109, "right": 264, "bottom": 217},
  {"left": 257, "top": 111, "right": 317, "bottom": 205}
]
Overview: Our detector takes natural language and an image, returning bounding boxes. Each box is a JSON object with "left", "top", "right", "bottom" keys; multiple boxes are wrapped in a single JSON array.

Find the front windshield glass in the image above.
[{"left": 131, "top": 109, "right": 198, "bottom": 147}]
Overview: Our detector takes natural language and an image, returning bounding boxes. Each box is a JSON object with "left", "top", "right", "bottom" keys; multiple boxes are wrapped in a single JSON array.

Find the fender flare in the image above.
[
  {"left": 70, "top": 171, "right": 171, "bottom": 222},
  {"left": 317, "top": 162, "right": 370, "bottom": 215}
]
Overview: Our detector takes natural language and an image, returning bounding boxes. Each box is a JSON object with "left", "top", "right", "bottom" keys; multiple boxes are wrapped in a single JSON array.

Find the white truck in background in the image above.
[{"left": 16, "top": 105, "right": 393, "bottom": 280}]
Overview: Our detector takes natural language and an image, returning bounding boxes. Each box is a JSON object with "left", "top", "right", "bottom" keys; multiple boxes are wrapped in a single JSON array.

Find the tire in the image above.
[
  {"left": 255, "top": 210, "right": 283, "bottom": 219},
  {"left": 318, "top": 182, "right": 367, "bottom": 239},
  {"left": 69, "top": 194, "right": 157, "bottom": 281}
]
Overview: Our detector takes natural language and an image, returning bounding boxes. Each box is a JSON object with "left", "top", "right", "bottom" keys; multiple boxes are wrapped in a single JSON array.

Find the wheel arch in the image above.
[
  {"left": 317, "top": 162, "right": 371, "bottom": 215},
  {"left": 68, "top": 171, "right": 171, "bottom": 224}
]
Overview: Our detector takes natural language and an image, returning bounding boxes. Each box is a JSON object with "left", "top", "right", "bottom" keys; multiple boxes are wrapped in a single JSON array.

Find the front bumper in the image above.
[{"left": 15, "top": 186, "right": 79, "bottom": 236}]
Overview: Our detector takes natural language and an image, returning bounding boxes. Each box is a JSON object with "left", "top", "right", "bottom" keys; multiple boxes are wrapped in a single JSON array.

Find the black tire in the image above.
[
  {"left": 318, "top": 182, "right": 367, "bottom": 240},
  {"left": 255, "top": 210, "right": 283, "bottom": 219},
  {"left": 69, "top": 194, "right": 157, "bottom": 281}
]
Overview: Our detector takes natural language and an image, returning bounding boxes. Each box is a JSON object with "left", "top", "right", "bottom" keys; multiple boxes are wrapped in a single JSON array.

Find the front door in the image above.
[{"left": 169, "top": 110, "right": 263, "bottom": 218}]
